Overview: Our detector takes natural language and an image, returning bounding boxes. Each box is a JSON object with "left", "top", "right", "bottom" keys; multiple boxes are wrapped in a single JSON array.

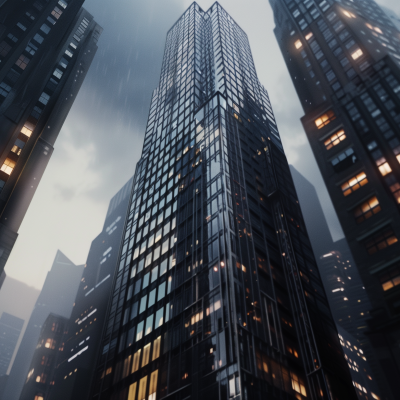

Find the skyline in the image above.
[{"left": 4, "top": 0, "right": 400, "bottom": 291}]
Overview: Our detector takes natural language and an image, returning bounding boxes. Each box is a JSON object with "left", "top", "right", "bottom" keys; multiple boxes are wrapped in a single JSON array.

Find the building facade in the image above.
[
  {"left": 0, "top": 0, "right": 102, "bottom": 276},
  {"left": 270, "top": 0, "right": 400, "bottom": 398},
  {"left": 48, "top": 178, "right": 133, "bottom": 400},
  {"left": 3, "top": 251, "right": 83, "bottom": 400},
  {"left": 90, "top": 3, "right": 356, "bottom": 400},
  {"left": 0, "top": 312, "right": 23, "bottom": 376},
  {"left": 19, "top": 314, "right": 68, "bottom": 400}
]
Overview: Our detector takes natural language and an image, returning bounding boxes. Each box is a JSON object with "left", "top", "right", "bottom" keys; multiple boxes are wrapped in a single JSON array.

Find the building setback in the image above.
[
  {"left": 19, "top": 314, "right": 68, "bottom": 400},
  {"left": 2, "top": 251, "right": 83, "bottom": 400},
  {"left": 90, "top": 3, "right": 356, "bottom": 400},
  {"left": 0, "top": 0, "right": 102, "bottom": 276},
  {"left": 270, "top": 0, "right": 400, "bottom": 398},
  {"left": 48, "top": 177, "right": 133, "bottom": 400},
  {"left": 0, "top": 312, "right": 23, "bottom": 376}
]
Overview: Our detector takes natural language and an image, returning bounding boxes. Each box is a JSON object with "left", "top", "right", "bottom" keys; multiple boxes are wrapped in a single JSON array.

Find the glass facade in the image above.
[
  {"left": 92, "top": 3, "right": 355, "bottom": 400},
  {"left": 270, "top": 0, "right": 400, "bottom": 398}
]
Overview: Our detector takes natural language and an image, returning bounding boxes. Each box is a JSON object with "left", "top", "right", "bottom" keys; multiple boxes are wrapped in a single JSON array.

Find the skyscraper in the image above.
[
  {"left": 48, "top": 177, "right": 133, "bottom": 400},
  {"left": 270, "top": 0, "right": 400, "bottom": 397},
  {"left": 0, "top": 0, "right": 102, "bottom": 276},
  {"left": 19, "top": 314, "right": 68, "bottom": 400},
  {"left": 3, "top": 251, "right": 83, "bottom": 400},
  {"left": 0, "top": 312, "right": 23, "bottom": 376},
  {"left": 90, "top": 3, "right": 356, "bottom": 400}
]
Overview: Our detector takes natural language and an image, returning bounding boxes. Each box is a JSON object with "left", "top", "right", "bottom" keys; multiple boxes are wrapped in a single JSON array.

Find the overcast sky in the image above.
[{"left": 4, "top": 0, "right": 400, "bottom": 291}]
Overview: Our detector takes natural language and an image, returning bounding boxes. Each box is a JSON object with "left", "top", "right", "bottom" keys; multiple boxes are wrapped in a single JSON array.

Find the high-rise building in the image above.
[
  {"left": 48, "top": 177, "right": 133, "bottom": 400},
  {"left": 90, "top": 3, "right": 356, "bottom": 400},
  {"left": 0, "top": 0, "right": 102, "bottom": 276},
  {"left": 270, "top": 0, "right": 400, "bottom": 397},
  {"left": 0, "top": 312, "right": 23, "bottom": 376},
  {"left": 0, "top": 271, "right": 5, "bottom": 290},
  {"left": 3, "top": 251, "right": 83, "bottom": 400},
  {"left": 290, "top": 166, "right": 381, "bottom": 399},
  {"left": 19, "top": 314, "right": 68, "bottom": 400}
]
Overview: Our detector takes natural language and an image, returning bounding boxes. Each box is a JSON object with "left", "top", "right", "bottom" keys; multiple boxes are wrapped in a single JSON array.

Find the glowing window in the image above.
[
  {"left": 351, "top": 48, "right": 363, "bottom": 60},
  {"left": 295, "top": 40, "right": 303, "bottom": 49},
  {"left": 290, "top": 372, "right": 307, "bottom": 396},
  {"left": 324, "top": 129, "right": 346, "bottom": 150},
  {"left": 141, "top": 343, "right": 151, "bottom": 367},
  {"left": 354, "top": 196, "right": 381, "bottom": 223},
  {"left": 305, "top": 32, "right": 313, "bottom": 40},
  {"left": 132, "top": 349, "right": 141, "bottom": 373},
  {"left": 128, "top": 382, "right": 137, "bottom": 400},
  {"left": 152, "top": 336, "right": 161, "bottom": 361},
  {"left": 149, "top": 370, "right": 158, "bottom": 400},
  {"left": 341, "top": 172, "right": 368, "bottom": 196},
  {"left": 315, "top": 110, "right": 336, "bottom": 129},
  {"left": 380, "top": 267, "right": 400, "bottom": 292},
  {"left": 1, "top": 158, "right": 16, "bottom": 175},
  {"left": 138, "top": 376, "right": 148, "bottom": 400}
]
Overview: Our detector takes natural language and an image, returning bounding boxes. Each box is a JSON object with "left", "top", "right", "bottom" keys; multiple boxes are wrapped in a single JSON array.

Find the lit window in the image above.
[
  {"left": 290, "top": 372, "right": 307, "bottom": 396},
  {"left": 1, "top": 158, "right": 16, "bottom": 175},
  {"left": 341, "top": 172, "right": 368, "bottom": 196},
  {"left": 324, "top": 129, "right": 346, "bottom": 150},
  {"left": 34, "top": 397, "right": 44, "bottom": 400},
  {"left": 132, "top": 349, "right": 141, "bottom": 373},
  {"left": 149, "top": 370, "right": 158, "bottom": 400},
  {"left": 51, "top": 6, "right": 63, "bottom": 19},
  {"left": 379, "top": 267, "right": 400, "bottom": 291},
  {"left": 343, "top": 10, "right": 356, "bottom": 18},
  {"left": 141, "top": 343, "right": 151, "bottom": 367},
  {"left": 138, "top": 376, "right": 148, "bottom": 400},
  {"left": 152, "top": 336, "right": 161, "bottom": 361},
  {"left": 377, "top": 161, "right": 392, "bottom": 176},
  {"left": 305, "top": 32, "right": 313, "bottom": 40},
  {"left": 21, "top": 124, "right": 33, "bottom": 137},
  {"left": 128, "top": 382, "right": 137, "bottom": 400},
  {"left": 295, "top": 40, "right": 303, "bottom": 49},
  {"left": 354, "top": 196, "right": 381, "bottom": 223},
  {"left": 315, "top": 110, "right": 336, "bottom": 129},
  {"left": 351, "top": 48, "right": 363, "bottom": 60},
  {"left": 365, "top": 228, "right": 398, "bottom": 255}
]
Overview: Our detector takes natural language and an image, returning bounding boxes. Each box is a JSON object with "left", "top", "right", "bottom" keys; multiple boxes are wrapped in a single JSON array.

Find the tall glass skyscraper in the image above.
[
  {"left": 270, "top": 0, "right": 400, "bottom": 398},
  {"left": 91, "top": 3, "right": 356, "bottom": 400},
  {"left": 0, "top": 0, "right": 102, "bottom": 276}
]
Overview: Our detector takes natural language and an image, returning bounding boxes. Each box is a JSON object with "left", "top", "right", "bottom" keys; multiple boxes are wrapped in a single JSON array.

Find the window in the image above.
[
  {"left": 38, "top": 92, "right": 50, "bottom": 105},
  {"left": 341, "top": 172, "right": 368, "bottom": 196},
  {"left": 291, "top": 372, "right": 307, "bottom": 396},
  {"left": 354, "top": 196, "right": 381, "bottom": 223},
  {"left": 351, "top": 48, "right": 363, "bottom": 60},
  {"left": 132, "top": 349, "right": 141, "bottom": 373},
  {"left": 365, "top": 228, "right": 398, "bottom": 255},
  {"left": 1, "top": 158, "right": 16, "bottom": 175},
  {"left": 324, "top": 129, "right": 346, "bottom": 150},
  {"left": 145, "top": 314, "right": 154, "bottom": 335},
  {"left": 142, "top": 343, "right": 151, "bottom": 367},
  {"left": 149, "top": 370, "right": 158, "bottom": 400},
  {"left": 11, "top": 139, "right": 25, "bottom": 155},
  {"left": 138, "top": 376, "right": 147, "bottom": 400},
  {"left": 17, "top": 22, "right": 27, "bottom": 31},
  {"left": 33, "top": 34, "right": 44, "bottom": 44},
  {"left": 136, "top": 321, "right": 144, "bottom": 341},
  {"left": 0, "top": 82, "right": 11, "bottom": 97},
  {"left": 331, "top": 148, "right": 356, "bottom": 172},
  {"left": 128, "top": 382, "right": 137, "bottom": 400},
  {"left": 40, "top": 24, "right": 51, "bottom": 34},
  {"left": 315, "top": 110, "right": 336, "bottom": 129},
  {"left": 294, "top": 40, "right": 302, "bottom": 49},
  {"left": 15, "top": 54, "right": 30, "bottom": 69},
  {"left": 21, "top": 124, "right": 33, "bottom": 137},
  {"left": 0, "top": 41, "right": 11, "bottom": 57},
  {"left": 152, "top": 336, "right": 161, "bottom": 360},
  {"left": 305, "top": 32, "right": 313, "bottom": 40},
  {"left": 53, "top": 68, "right": 63, "bottom": 79},
  {"left": 380, "top": 267, "right": 400, "bottom": 291},
  {"left": 51, "top": 6, "right": 63, "bottom": 19}
]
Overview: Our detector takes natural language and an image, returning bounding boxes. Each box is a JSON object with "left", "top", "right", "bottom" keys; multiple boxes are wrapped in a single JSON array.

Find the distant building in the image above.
[
  {"left": 19, "top": 314, "right": 67, "bottom": 400},
  {"left": 0, "top": 0, "right": 102, "bottom": 277},
  {"left": 0, "top": 312, "right": 23, "bottom": 376},
  {"left": 49, "top": 178, "right": 133, "bottom": 400},
  {"left": 270, "top": 0, "right": 400, "bottom": 397},
  {"left": 3, "top": 251, "right": 83, "bottom": 400}
]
